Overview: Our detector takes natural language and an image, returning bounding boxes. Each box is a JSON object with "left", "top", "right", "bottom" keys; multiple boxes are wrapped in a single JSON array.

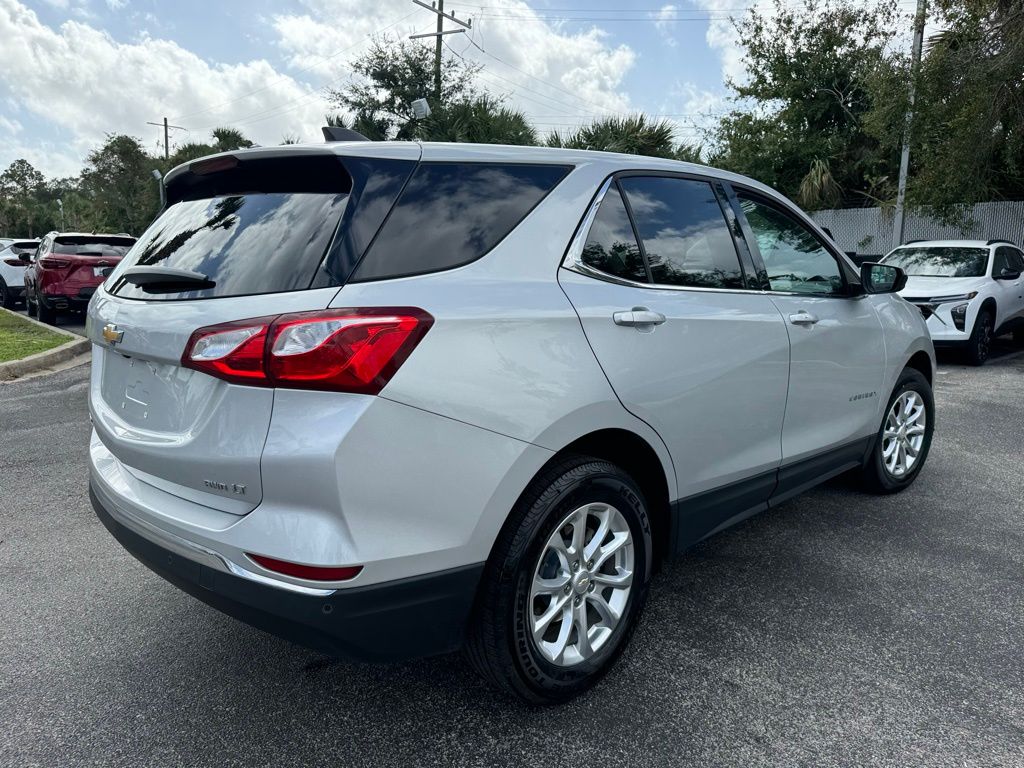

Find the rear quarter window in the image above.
[{"left": 351, "top": 162, "right": 572, "bottom": 282}]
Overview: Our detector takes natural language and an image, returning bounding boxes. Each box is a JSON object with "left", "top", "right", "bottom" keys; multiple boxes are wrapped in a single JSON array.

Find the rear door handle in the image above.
[
  {"left": 788, "top": 311, "right": 819, "bottom": 326},
  {"left": 613, "top": 308, "right": 667, "bottom": 327}
]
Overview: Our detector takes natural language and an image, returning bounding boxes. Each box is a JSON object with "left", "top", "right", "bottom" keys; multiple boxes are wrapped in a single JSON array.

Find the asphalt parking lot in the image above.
[{"left": 2, "top": 345, "right": 1023, "bottom": 767}]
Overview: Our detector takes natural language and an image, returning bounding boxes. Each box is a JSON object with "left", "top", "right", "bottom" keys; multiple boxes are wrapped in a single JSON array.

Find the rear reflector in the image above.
[
  {"left": 247, "top": 553, "right": 362, "bottom": 582},
  {"left": 182, "top": 307, "right": 433, "bottom": 394}
]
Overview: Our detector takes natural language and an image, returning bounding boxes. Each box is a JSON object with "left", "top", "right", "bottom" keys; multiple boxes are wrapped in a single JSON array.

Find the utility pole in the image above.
[
  {"left": 892, "top": 0, "right": 927, "bottom": 249},
  {"left": 146, "top": 117, "right": 187, "bottom": 160},
  {"left": 409, "top": 0, "right": 472, "bottom": 102}
]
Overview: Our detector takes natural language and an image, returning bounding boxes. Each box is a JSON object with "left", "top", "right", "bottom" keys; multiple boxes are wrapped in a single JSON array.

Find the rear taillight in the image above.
[
  {"left": 247, "top": 553, "right": 362, "bottom": 582},
  {"left": 39, "top": 257, "right": 70, "bottom": 269},
  {"left": 181, "top": 308, "right": 433, "bottom": 394},
  {"left": 3, "top": 258, "right": 23, "bottom": 267}
]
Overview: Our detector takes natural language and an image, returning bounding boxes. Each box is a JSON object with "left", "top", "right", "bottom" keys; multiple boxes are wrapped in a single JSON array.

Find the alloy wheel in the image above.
[
  {"left": 882, "top": 390, "right": 927, "bottom": 477},
  {"left": 529, "top": 502, "right": 634, "bottom": 667}
]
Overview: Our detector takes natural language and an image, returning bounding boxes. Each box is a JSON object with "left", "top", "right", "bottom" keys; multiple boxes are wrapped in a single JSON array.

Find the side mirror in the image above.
[
  {"left": 18, "top": 252, "right": 31, "bottom": 263},
  {"left": 861, "top": 262, "right": 907, "bottom": 294},
  {"left": 995, "top": 268, "right": 1021, "bottom": 281}
]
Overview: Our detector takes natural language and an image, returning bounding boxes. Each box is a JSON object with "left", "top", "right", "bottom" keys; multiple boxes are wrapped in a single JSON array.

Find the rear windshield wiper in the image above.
[{"left": 119, "top": 266, "right": 216, "bottom": 293}]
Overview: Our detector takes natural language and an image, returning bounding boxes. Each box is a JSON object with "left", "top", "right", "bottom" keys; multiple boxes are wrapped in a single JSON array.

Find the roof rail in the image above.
[
  {"left": 322, "top": 126, "right": 370, "bottom": 143},
  {"left": 904, "top": 239, "right": 925, "bottom": 244},
  {"left": 986, "top": 238, "right": 1015, "bottom": 246}
]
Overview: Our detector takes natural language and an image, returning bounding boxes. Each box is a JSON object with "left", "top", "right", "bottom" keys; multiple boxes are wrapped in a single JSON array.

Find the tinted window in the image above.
[
  {"left": 739, "top": 196, "right": 843, "bottom": 294},
  {"left": 1007, "top": 248, "right": 1024, "bottom": 272},
  {"left": 580, "top": 185, "right": 646, "bottom": 282},
  {"left": 352, "top": 163, "right": 571, "bottom": 282},
  {"left": 619, "top": 177, "right": 743, "bottom": 289},
  {"left": 109, "top": 192, "right": 348, "bottom": 300},
  {"left": 994, "top": 246, "right": 1024, "bottom": 275},
  {"left": 883, "top": 246, "right": 988, "bottom": 277},
  {"left": 54, "top": 236, "right": 134, "bottom": 258}
]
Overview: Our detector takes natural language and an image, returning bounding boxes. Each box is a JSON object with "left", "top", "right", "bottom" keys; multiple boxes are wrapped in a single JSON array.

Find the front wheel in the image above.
[
  {"left": 860, "top": 368, "right": 934, "bottom": 494},
  {"left": 966, "top": 309, "right": 994, "bottom": 366},
  {"left": 26, "top": 290, "right": 37, "bottom": 317},
  {"left": 466, "top": 456, "right": 653, "bottom": 704}
]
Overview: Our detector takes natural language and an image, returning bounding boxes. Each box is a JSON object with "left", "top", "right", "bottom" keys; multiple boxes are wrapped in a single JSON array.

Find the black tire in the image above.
[
  {"left": 0, "top": 279, "right": 11, "bottom": 310},
  {"left": 36, "top": 297, "right": 56, "bottom": 325},
  {"left": 966, "top": 309, "right": 994, "bottom": 366},
  {"left": 1013, "top": 328, "right": 1024, "bottom": 346},
  {"left": 26, "top": 289, "right": 37, "bottom": 317},
  {"left": 465, "top": 455, "right": 653, "bottom": 704},
  {"left": 860, "top": 368, "right": 934, "bottom": 494}
]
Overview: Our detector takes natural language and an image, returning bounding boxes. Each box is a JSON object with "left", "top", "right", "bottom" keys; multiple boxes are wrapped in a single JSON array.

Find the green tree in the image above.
[
  {"left": 79, "top": 135, "right": 160, "bottom": 235},
  {"left": 328, "top": 36, "right": 479, "bottom": 140},
  {"left": 896, "top": 0, "right": 1024, "bottom": 211},
  {"left": 417, "top": 95, "right": 537, "bottom": 145},
  {"left": 547, "top": 114, "right": 700, "bottom": 161},
  {"left": 709, "top": 0, "right": 902, "bottom": 209}
]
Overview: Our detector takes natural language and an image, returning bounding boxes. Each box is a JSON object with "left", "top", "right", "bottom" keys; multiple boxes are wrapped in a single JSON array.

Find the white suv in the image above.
[
  {"left": 88, "top": 141, "right": 935, "bottom": 703},
  {"left": 882, "top": 239, "right": 1024, "bottom": 365}
]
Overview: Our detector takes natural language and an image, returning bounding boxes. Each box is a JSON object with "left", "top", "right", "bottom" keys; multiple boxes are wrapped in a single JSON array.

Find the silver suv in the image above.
[{"left": 88, "top": 141, "right": 935, "bottom": 703}]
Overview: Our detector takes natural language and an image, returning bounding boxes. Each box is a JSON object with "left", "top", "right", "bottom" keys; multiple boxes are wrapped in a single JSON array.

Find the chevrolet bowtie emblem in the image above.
[{"left": 102, "top": 323, "right": 123, "bottom": 345}]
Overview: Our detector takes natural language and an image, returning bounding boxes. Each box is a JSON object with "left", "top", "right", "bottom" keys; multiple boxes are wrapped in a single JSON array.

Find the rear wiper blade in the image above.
[{"left": 120, "top": 266, "right": 215, "bottom": 292}]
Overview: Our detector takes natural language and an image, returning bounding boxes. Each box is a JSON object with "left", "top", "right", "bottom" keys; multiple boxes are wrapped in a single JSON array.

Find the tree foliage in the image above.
[
  {"left": 547, "top": 114, "right": 702, "bottom": 162},
  {"left": 710, "top": 0, "right": 901, "bottom": 209},
  {"left": 328, "top": 36, "right": 479, "bottom": 140}
]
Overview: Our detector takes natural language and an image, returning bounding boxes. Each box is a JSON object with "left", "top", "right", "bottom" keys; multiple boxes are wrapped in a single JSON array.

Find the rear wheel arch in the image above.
[{"left": 505, "top": 428, "right": 673, "bottom": 568}]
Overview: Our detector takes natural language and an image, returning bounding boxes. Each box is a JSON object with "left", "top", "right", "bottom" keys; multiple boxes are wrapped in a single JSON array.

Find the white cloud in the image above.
[
  {"left": 654, "top": 4, "right": 678, "bottom": 47},
  {"left": 0, "top": 115, "right": 23, "bottom": 134},
  {"left": 106, "top": 0, "right": 128, "bottom": 9},
  {"left": 274, "top": 0, "right": 636, "bottom": 133},
  {"left": 0, "top": 0, "right": 328, "bottom": 176}
]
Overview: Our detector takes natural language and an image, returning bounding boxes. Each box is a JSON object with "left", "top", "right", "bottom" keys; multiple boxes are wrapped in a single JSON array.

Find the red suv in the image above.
[{"left": 25, "top": 232, "right": 136, "bottom": 324}]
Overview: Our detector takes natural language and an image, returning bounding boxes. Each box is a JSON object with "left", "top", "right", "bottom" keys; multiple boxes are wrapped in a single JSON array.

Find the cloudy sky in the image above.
[{"left": 0, "top": 0, "right": 908, "bottom": 178}]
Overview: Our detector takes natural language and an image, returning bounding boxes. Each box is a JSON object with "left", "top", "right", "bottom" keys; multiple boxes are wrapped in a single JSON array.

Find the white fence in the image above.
[{"left": 810, "top": 201, "right": 1024, "bottom": 257}]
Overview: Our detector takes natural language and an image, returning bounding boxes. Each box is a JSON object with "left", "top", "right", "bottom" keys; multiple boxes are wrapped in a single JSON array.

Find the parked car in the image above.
[
  {"left": 0, "top": 238, "right": 39, "bottom": 308},
  {"left": 87, "top": 142, "right": 935, "bottom": 703},
  {"left": 882, "top": 239, "right": 1024, "bottom": 365},
  {"left": 24, "top": 232, "right": 135, "bottom": 324}
]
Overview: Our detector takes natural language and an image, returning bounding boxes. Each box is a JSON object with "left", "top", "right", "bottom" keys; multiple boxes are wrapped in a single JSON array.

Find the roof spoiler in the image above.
[
  {"left": 322, "top": 126, "right": 370, "bottom": 143},
  {"left": 986, "top": 238, "right": 1015, "bottom": 246}
]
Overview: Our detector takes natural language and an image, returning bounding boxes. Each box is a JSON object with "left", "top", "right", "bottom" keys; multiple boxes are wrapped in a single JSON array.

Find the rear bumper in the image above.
[
  {"left": 91, "top": 483, "right": 484, "bottom": 662},
  {"left": 40, "top": 293, "right": 93, "bottom": 311}
]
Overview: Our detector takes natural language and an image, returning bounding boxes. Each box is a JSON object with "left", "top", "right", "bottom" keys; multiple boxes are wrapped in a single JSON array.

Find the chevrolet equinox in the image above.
[{"left": 88, "top": 140, "right": 935, "bottom": 703}]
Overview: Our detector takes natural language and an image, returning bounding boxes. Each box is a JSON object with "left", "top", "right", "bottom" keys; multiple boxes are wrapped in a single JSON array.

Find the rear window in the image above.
[
  {"left": 54, "top": 236, "right": 134, "bottom": 258},
  {"left": 351, "top": 162, "right": 572, "bottom": 282},
  {"left": 108, "top": 193, "right": 346, "bottom": 300},
  {"left": 883, "top": 246, "right": 989, "bottom": 277}
]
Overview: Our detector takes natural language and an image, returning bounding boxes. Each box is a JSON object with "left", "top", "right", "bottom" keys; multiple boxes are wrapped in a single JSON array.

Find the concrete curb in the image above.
[{"left": 0, "top": 307, "right": 90, "bottom": 382}]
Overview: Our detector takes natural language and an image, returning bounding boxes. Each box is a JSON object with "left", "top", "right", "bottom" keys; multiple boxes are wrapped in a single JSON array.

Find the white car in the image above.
[
  {"left": 88, "top": 141, "right": 934, "bottom": 703},
  {"left": 883, "top": 239, "right": 1024, "bottom": 365},
  {"left": 0, "top": 239, "right": 39, "bottom": 308}
]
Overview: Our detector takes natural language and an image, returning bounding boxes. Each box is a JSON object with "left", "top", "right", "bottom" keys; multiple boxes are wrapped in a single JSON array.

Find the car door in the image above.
[
  {"left": 26, "top": 235, "right": 47, "bottom": 294},
  {"left": 728, "top": 187, "right": 885, "bottom": 482},
  {"left": 558, "top": 173, "right": 791, "bottom": 547},
  {"left": 992, "top": 246, "right": 1024, "bottom": 329}
]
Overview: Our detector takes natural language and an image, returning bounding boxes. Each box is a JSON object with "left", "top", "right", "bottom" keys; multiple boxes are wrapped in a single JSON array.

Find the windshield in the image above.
[{"left": 883, "top": 246, "right": 988, "bottom": 277}]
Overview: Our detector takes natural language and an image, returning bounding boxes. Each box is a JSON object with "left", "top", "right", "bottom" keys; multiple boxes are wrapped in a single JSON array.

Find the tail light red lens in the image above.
[
  {"left": 3, "top": 258, "right": 24, "bottom": 267},
  {"left": 39, "top": 257, "right": 70, "bottom": 269},
  {"left": 247, "top": 553, "right": 362, "bottom": 582},
  {"left": 181, "top": 307, "right": 432, "bottom": 394}
]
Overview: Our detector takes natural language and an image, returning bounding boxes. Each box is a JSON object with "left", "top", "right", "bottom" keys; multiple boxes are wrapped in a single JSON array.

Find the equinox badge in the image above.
[{"left": 102, "top": 323, "right": 123, "bottom": 345}]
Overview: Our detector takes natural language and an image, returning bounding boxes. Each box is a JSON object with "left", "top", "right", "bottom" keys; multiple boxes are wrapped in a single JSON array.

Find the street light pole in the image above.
[{"left": 892, "top": 0, "right": 928, "bottom": 249}]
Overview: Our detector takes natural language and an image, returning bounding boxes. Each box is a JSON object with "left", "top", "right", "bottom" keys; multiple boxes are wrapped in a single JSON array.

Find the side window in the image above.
[
  {"left": 1009, "top": 248, "right": 1024, "bottom": 272},
  {"left": 993, "top": 246, "right": 1022, "bottom": 275},
  {"left": 738, "top": 196, "right": 844, "bottom": 295},
  {"left": 619, "top": 177, "right": 744, "bottom": 289},
  {"left": 580, "top": 185, "right": 647, "bottom": 283},
  {"left": 352, "top": 162, "right": 571, "bottom": 282}
]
